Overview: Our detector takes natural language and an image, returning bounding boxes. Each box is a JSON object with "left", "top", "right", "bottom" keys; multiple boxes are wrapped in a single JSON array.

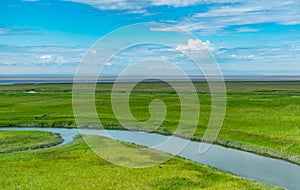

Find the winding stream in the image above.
[{"left": 1, "top": 127, "right": 299, "bottom": 190}]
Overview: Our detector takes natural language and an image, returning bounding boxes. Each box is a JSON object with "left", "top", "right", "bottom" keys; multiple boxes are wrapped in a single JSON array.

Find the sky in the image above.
[{"left": 1, "top": 0, "right": 300, "bottom": 76}]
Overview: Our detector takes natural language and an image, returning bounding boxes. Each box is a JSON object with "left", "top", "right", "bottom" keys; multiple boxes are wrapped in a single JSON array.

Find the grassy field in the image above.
[
  {"left": 0, "top": 130, "right": 63, "bottom": 153},
  {"left": 0, "top": 133, "right": 281, "bottom": 190},
  {"left": 0, "top": 82, "right": 299, "bottom": 164}
]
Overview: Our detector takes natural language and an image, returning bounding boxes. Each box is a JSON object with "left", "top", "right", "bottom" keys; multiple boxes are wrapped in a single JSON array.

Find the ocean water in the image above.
[{"left": 1, "top": 75, "right": 300, "bottom": 85}]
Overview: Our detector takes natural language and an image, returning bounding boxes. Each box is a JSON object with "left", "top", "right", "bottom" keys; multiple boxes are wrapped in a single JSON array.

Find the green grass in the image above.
[
  {"left": 0, "top": 82, "right": 299, "bottom": 164},
  {"left": 0, "top": 134, "right": 281, "bottom": 190},
  {"left": 0, "top": 130, "right": 63, "bottom": 153}
]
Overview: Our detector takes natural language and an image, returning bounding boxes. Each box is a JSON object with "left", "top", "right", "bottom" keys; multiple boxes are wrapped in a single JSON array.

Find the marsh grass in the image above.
[
  {"left": 0, "top": 135, "right": 282, "bottom": 190},
  {"left": 0, "top": 130, "right": 63, "bottom": 153},
  {"left": 0, "top": 82, "right": 299, "bottom": 164}
]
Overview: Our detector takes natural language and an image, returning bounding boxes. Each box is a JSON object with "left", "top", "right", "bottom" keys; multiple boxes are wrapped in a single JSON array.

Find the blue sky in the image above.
[{"left": 1, "top": 0, "right": 300, "bottom": 75}]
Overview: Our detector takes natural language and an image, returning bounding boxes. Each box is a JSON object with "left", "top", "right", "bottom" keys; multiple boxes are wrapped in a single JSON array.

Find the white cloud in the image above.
[
  {"left": 235, "top": 27, "right": 260, "bottom": 33},
  {"left": 64, "top": 0, "right": 237, "bottom": 11},
  {"left": 151, "top": 0, "right": 202, "bottom": 7},
  {"left": 123, "top": 9, "right": 149, "bottom": 15},
  {"left": 70, "top": 0, "right": 298, "bottom": 37},
  {"left": 55, "top": 56, "right": 67, "bottom": 64},
  {"left": 89, "top": 49, "right": 97, "bottom": 55},
  {"left": 64, "top": 0, "right": 144, "bottom": 10},
  {"left": 0, "top": 27, "right": 41, "bottom": 35},
  {"left": 151, "top": 1, "right": 300, "bottom": 34},
  {"left": 39, "top": 55, "right": 52, "bottom": 59},
  {"left": 0, "top": 45, "right": 85, "bottom": 68},
  {"left": 176, "top": 39, "right": 213, "bottom": 52},
  {"left": 209, "top": 44, "right": 300, "bottom": 75},
  {"left": 20, "top": 0, "right": 300, "bottom": 28},
  {"left": 3, "top": 43, "right": 300, "bottom": 75},
  {"left": 150, "top": 23, "right": 213, "bottom": 33},
  {"left": 150, "top": 26, "right": 174, "bottom": 32}
]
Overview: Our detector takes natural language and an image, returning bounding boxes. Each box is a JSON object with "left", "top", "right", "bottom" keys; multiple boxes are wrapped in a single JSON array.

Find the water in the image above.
[
  {"left": 1, "top": 127, "right": 299, "bottom": 189},
  {"left": 1, "top": 75, "right": 300, "bottom": 85}
]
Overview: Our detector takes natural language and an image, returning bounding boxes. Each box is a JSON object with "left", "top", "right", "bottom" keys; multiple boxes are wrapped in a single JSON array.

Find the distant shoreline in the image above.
[{"left": 1, "top": 75, "right": 300, "bottom": 85}]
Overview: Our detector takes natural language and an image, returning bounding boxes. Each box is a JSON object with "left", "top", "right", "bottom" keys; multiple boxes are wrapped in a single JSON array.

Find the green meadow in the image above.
[
  {"left": 0, "top": 130, "right": 62, "bottom": 153},
  {"left": 0, "top": 132, "right": 281, "bottom": 190},
  {"left": 0, "top": 81, "right": 299, "bottom": 166}
]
